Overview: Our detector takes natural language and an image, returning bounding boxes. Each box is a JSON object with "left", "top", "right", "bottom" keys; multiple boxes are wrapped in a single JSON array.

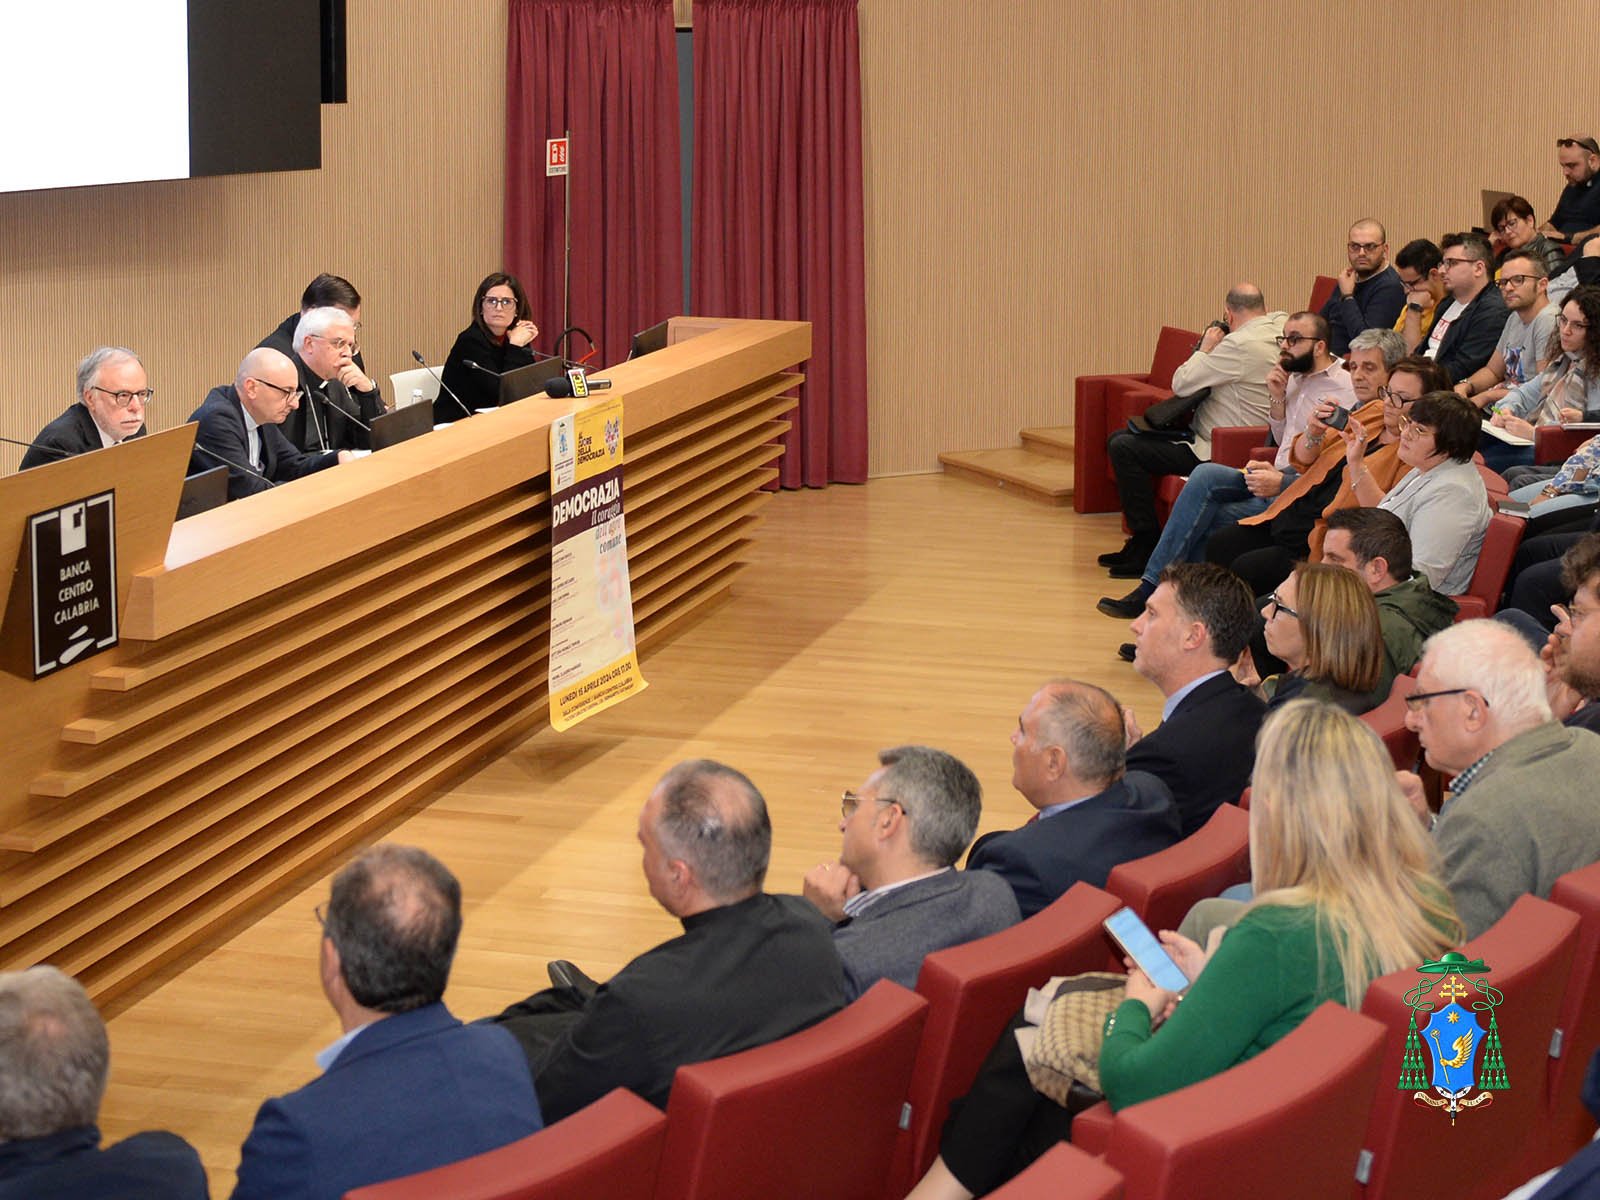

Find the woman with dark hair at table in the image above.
[{"left": 435, "top": 272, "right": 540, "bottom": 423}]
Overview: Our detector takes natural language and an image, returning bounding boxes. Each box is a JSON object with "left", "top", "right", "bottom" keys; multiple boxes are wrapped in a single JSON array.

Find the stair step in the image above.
[
  {"left": 1019, "top": 426, "right": 1073, "bottom": 460},
  {"left": 938, "top": 447, "right": 1074, "bottom": 506}
]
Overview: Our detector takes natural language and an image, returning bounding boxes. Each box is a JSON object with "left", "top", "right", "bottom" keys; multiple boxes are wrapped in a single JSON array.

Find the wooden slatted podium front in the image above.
[{"left": 0, "top": 318, "right": 809, "bottom": 1006}]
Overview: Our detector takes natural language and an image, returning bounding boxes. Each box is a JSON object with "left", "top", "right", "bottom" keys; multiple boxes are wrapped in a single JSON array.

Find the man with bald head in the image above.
[
  {"left": 20, "top": 347, "right": 151, "bottom": 470},
  {"left": 1320, "top": 218, "right": 1405, "bottom": 355},
  {"left": 490, "top": 759, "right": 847, "bottom": 1121},
  {"left": 1101, "top": 284, "right": 1285, "bottom": 571},
  {"left": 966, "top": 682, "right": 1180, "bottom": 917},
  {"left": 187, "top": 347, "right": 354, "bottom": 500}
]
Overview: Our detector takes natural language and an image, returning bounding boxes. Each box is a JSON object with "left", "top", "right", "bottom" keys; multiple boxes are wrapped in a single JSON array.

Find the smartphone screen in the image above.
[{"left": 1103, "top": 907, "right": 1191, "bottom": 993}]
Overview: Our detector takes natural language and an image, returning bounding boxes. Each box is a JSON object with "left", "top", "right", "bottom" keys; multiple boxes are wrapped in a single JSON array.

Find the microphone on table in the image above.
[
  {"left": 191, "top": 443, "right": 279, "bottom": 488},
  {"left": 0, "top": 433, "right": 75, "bottom": 464},
  {"left": 311, "top": 383, "right": 373, "bottom": 433},
  {"left": 543, "top": 374, "right": 613, "bottom": 399},
  {"left": 412, "top": 350, "right": 474, "bottom": 420}
]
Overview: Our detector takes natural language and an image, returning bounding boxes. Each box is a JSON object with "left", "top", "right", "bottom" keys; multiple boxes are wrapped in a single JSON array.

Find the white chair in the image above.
[{"left": 388, "top": 367, "right": 441, "bottom": 409}]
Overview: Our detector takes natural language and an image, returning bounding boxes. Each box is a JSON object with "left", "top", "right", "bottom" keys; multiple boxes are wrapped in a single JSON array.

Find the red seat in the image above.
[
  {"left": 1307, "top": 274, "right": 1338, "bottom": 313},
  {"left": 1449, "top": 511, "right": 1524, "bottom": 621},
  {"left": 1356, "top": 894, "right": 1579, "bottom": 1200},
  {"left": 1149, "top": 425, "right": 1272, "bottom": 526},
  {"left": 1074, "top": 327, "right": 1199, "bottom": 514},
  {"left": 986, "top": 1143, "right": 1125, "bottom": 1199},
  {"left": 1539, "top": 862, "right": 1600, "bottom": 1174},
  {"left": 1359, "top": 673, "right": 1420, "bottom": 770},
  {"left": 651, "top": 979, "right": 927, "bottom": 1200},
  {"left": 882, "top": 882, "right": 1122, "bottom": 1198},
  {"left": 343, "top": 1087, "right": 666, "bottom": 1200},
  {"left": 1476, "top": 460, "right": 1511, "bottom": 502},
  {"left": 1103, "top": 804, "right": 1251, "bottom": 935},
  {"left": 1078, "top": 1003, "right": 1387, "bottom": 1200},
  {"left": 1535, "top": 424, "right": 1593, "bottom": 465}
]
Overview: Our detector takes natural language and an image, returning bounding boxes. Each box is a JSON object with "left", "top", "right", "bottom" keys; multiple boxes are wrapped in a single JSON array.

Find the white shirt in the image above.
[
  {"left": 1425, "top": 299, "right": 1467, "bottom": 360},
  {"left": 241, "top": 404, "right": 264, "bottom": 469}
]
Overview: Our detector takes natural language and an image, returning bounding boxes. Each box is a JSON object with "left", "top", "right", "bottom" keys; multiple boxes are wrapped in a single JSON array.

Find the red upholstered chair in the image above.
[
  {"left": 343, "top": 1088, "right": 666, "bottom": 1200},
  {"left": 1103, "top": 804, "right": 1251, "bottom": 935},
  {"left": 986, "top": 1143, "right": 1125, "bottom": 1199},
  {"left": 1355, "top": 894, "right": 1579, "bottom": 1200},
  {"left": 1538, "top": 862, "right": 1600, "bottom": 1174},
  {"left": 1307, "top": 274, "right": 1338, "bottom": 312},
  {"left": 1535, "top": 424, "right": 1594, "bottom": 465},
  {"left": 1077, "top": 1003, "right": 1387, "bottom": 1200},
  {"left": 651, "top": 979, "right": 927, "bottom": 1200},
  {"left": 1449, "top": 511, "right": 1524, "bottom": 621},
  {"left": 882, "top": 882, "right": 1123, "bottom": 1198},
  {"left": 1359, "top": 672, "right": 1420, "bottom": 770},
  {"left": 1476, "top": 460, "right": 1511, "bottom": 502},
  {"left": 1149, "top": 425, "right": 1273, "bottom": 526},
  {"left": 1074, "top": 326, "right": 1200, "bottom": 514}
]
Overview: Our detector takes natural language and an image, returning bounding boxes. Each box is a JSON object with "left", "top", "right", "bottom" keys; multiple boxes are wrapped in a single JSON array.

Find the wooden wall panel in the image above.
[
  {"left": 857, "top": 0, "right": 1600, "bottom": 475},
  {"left": 0, "top": 0, "right": 509, "bottom": 472}
]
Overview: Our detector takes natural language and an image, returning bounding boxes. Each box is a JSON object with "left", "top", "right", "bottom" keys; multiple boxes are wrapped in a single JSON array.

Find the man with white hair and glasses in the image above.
[
  {"left": 1402, "top": 620, "right": 1600, "bottom": 937},
  {"left": 19, "top": 347, "right": 151, "bottom": 470}
]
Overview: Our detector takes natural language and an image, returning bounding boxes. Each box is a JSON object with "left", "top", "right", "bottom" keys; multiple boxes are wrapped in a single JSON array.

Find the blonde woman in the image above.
[
  {"left": 908, "top": 700, "right": 1462, "bottom": 1200},
  {"left": 1260, "top": 562, "right": 1385, "bottom": 713}
]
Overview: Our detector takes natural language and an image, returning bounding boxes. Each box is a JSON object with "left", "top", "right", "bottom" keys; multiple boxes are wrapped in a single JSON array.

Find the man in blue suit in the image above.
[
  {"left": 231, "top": 845, "right": 543, "bottom": 1200},
  {"left": 0, "top": 966, "right": 206, "bottom": 1200},
  {"left": 967, "top": 681, "right": 1181, "bottom": 918}
]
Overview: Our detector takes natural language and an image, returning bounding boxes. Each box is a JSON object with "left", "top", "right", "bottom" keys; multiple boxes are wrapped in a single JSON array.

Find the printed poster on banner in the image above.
[{"left": 547, "top": 396, "right": 645, "bottom": 731}]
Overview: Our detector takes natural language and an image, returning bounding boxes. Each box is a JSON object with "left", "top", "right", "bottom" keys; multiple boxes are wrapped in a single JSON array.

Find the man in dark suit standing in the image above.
[
  {"left": 20, "top": 346, "right": 150, "bottom": 470},
  {"left": 0, "top": 965, "right": 206, "bottom": 1199},
  {"left": 1122, "top": 562, "right": 1267, "bottom": 835},
  {"left": 801, "top": 745, "right": 1020, "bottom": 998},
  {"left": 231, "top": 845, "right": 543, "bottom": 1200},
  {"left": 966, "top": 681, "right": 1180, "bottom": 918},
  {"left": 187, "top": 348, "right": 353, "bottom": 500}
]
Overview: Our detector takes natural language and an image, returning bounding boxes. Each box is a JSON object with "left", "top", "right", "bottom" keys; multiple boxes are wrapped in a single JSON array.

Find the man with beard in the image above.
[
  {"left": 1529, "top": 534, "right": 1600, "bottom": 735},
  {"left": 1419, "top": 232, "right": 1508, "bottom": 384},
  {"left": 1319, "top": 219, "right": 1405, "bottom": 355},
  {"left": 1098, "top": 312, "right": 1354, "bottom": 619},
  {"left": 1541, "top": 136, "right": 1600, "bottom": 244}
]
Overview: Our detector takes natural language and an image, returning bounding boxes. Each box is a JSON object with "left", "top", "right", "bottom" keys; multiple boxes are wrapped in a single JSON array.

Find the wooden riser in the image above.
[
  {"left": 938, "top": 446, "right": 1074, "bottom": 506},
  {"left": 1019, "top": 425, "right": 1073, "bottom": 460}
]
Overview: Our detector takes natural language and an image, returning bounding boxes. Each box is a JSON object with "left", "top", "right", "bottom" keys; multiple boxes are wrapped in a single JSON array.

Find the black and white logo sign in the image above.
[{"left": 30, "top": 491, "right": 118, "bottom": 678}]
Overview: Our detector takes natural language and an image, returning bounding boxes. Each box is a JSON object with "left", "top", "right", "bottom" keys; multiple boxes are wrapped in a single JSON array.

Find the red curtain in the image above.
[
  {"left": 505, "top": 0, "right": 682, "bottom": 368},
  {"left": 692, "top": 0, "right": 868, "bottom": 486}
]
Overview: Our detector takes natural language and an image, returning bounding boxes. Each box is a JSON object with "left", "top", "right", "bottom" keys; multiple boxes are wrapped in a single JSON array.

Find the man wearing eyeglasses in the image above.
[
  {"left": 1400, "top": 620, "right": 1600, "bottom": 938},
  {"left": 19, "top": 346, "right": 151, "bottom": 470},
  {"left": 280, "top": 306, "right": 384, "bottom": 455},
  {"left": 259, "top": 272, "right": 385, "bottom": 454},
  {"left": 1453, "top": 251, "right": 1558, "bottom": 411},
  {"left": 1319, "top": 219, "right": 1405, "bottom": 356},
  {"left": 1541, "top": 136, "right": 1600, "bottom": 245},
  {"left": 801, "top": 746, "right": 1019, "bottom": 998},
  {"left": 187, "top": 348, "right": 354, "bottom": 500},
  {"left": 1419, "top": 232, "right": 1509, "bottom": 384}
]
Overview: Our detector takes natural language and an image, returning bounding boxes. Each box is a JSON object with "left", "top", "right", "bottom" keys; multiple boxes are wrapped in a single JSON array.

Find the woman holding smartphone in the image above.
[{"left": 907, "top": 700, "right": 1462, "bottom": 1199}]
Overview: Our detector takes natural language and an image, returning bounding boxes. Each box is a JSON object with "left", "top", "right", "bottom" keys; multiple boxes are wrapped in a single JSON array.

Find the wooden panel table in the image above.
[{"left": 0, "top": 317, "right": 809, "bottom": 1004}]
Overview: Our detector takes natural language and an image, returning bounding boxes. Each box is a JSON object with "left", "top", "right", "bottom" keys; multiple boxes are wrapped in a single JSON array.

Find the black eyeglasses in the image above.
[
  {"left": 1346, "top": 241, "right": 1382, "bottom": 253},
  {"left": 1274, "top": 334, "right": 1315, "bottom": 349},
  {"left": 88, "top": 385, "right": 154, "bottom": 408},
  {"left": 1496, "top": 273, "right": 1540, "bottom": 289},
  {"left": 1377, "top": 386, "right": 1416, "bottom": 404},
  {"left": 1440, "top": 257, "right": 1475, "bottom": 270},
  {"left": 840, "top": 790, "right": 900, "bottom": 819},
  {"left": 1403, "top": 687, "right": 1490, "bottom": 712},
  {"left": 1266, "top": 592, "right": 1299, "bottom": 620},
  {"left": 1558, "top": 136, "right": 1600, "bottom": 154},
  {"left": 250, "top": 377, "right": 303, "bottom": 403},
  {"left": 483, "top": 296, "right": 517, "bottom": 309}
]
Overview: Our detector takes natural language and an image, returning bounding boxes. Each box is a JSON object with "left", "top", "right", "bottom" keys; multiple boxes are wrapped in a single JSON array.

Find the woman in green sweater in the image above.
[{"left": 907, "top": 699, "right": 1462, "bottom": 1199}]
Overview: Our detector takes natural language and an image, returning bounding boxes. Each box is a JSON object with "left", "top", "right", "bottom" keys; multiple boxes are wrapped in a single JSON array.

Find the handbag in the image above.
[
  {"left": 1021, "top": 972, "right": 1126, "bottom": 1107},
  {"left": 1125, "top": 386, "right": 1210, "bottom": 441}
]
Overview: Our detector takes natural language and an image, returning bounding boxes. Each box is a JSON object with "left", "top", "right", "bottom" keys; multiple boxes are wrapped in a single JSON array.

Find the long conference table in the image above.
[{"left": 0, "top": 317, "right": 809, "bottom": 1004}]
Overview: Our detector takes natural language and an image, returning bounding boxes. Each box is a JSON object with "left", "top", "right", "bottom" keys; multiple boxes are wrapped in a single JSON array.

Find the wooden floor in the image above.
[{"left": 98, "top": 473, "right": 1154, "bottom": 1195}]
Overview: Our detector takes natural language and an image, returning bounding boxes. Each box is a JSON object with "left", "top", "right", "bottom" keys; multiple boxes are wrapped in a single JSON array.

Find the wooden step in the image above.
[
  {"left": 1019, "top": 426, "right": 1073, "bottom": 460},
  {"left": 938, "top": 447, "right": 1074, "bottom": 506}
]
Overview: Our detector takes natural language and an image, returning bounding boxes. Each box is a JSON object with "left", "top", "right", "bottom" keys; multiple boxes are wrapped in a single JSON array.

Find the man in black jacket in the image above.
[
  {"left": 1420, "top": 232, "right": 1509, "bottom": 383},
  {"left": 1122, "top": 562, "right": 1266, "bottom": 835},
  {"left": 20, "top": 347, "right": 150, "bottom": 470},
  {"left": 258, "top": 273, "right": 384, "bottom": 453},
  {"left": 187, "top": 348, "right": 353, "bottom": 500}
]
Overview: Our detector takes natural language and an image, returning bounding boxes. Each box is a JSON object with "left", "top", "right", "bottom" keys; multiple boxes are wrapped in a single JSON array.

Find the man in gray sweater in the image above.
[{"left": 802, "top": 746, "right": 1020, "bottom": 998}]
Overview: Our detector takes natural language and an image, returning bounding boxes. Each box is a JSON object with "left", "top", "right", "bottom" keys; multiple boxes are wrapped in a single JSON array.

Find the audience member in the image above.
[
  {"left": 490, "top": 760, "right": 846, "bottom": 1122},
  {"left": 1203, "top": 329, "right": 1402, "bottom": 596},
  {"left": 259, "top": 273, "right": 384, "bottom": 453},
  {"left": 802, "top": 746, "right": 1019, "bottom": 998},
  {"left": 1402, "top": 621, "right": 1600, "bottom": 938},
  {"left": 1549, "top": 536, "right": 1600, "bottom": 733},
  {"left": 1526, "top": 1045, "right": 1600, "bottom": 1199},
  {"left": 1256, "top": 562, "right": 1384, "bottom": 714},
  {"left": 908, "top": 700, "right": 1461, "bottom": 1200},
  {"left": 1395, "top": 238, "right": 1446, "bottom": 347},
  {"left": 1320, "top": 219, "right": 1404, "bottom": 354},
  {"left": 1342, "top": 391, "right": 1491, "bottom": 595},
  {"left": 20, "top": 347, "right": 150, "bottom": 470},
  {"left": 1320, "top": 507, "right": 1457, "bottom": 694},
  {"left": 1504, "top": 509, "right": 1600, "bottom": 633},
  {"left": 1482, "top": 285, "right": 1600, "bottom": 474},
  {"left": 1541, "top": 136, "right": 1600, "bottom": 243},
  {"left": 187, "top": 348, "right": 353, "bottom": 500},
  {"left": 1489, "top": 195, "right": 1566, "bottom": 274},
  {"left": 1122, "top": 563, "right": 1265, "bottom": 835},
  {"left": 0, "top": 966, "right": 206, "bottom": 1200},
  {"left": 966, "top": 681, "right": 1179, "bottom": 918},
  {"left": 1097, "top": 311, "right": 1353, "bottom": 617},
  {"left": 436, "top": 271, "right": 542, "bottom": 422},
  {"left": 231, "top": 845, "right": 541, "bottom": 1200},
  {"left": 1418, "top": 232, "right": 1509, "bottom": 383},
  {"left": 1454, "top": 251, "right": 1557, "bottom": 411},
  {"left": 1100, "top": 285, "right": 1284, "bottom": 572}
]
